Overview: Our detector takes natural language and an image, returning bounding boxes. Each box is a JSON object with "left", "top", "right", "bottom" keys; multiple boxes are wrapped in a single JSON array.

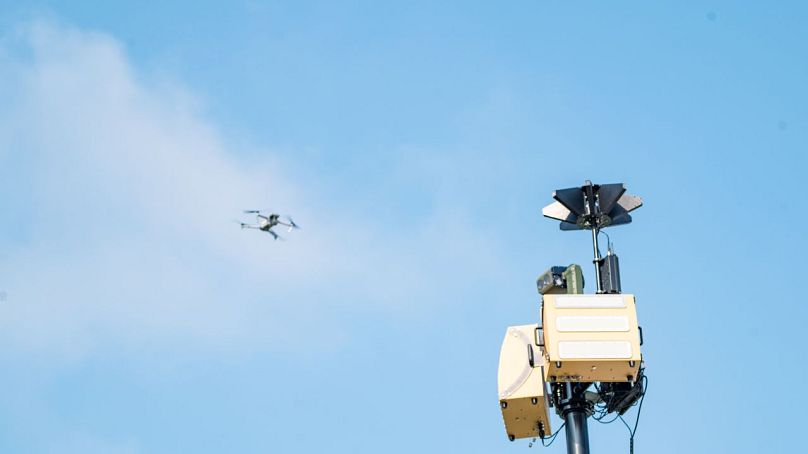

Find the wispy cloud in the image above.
[{"left": 0, "top": 21, "right": 506, "bottom": 360}]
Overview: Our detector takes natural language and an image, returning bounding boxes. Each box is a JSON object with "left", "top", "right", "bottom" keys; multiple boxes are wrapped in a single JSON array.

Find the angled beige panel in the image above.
[
  {"left": 541, "top": 294, "right": 642, "bottom": 383},
  {"left": 497, "top": 324, "right": 552, "bottom": 441}
]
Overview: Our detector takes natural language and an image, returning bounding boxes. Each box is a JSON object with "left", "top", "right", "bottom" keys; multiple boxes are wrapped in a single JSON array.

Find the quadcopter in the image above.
[{"left": 239, "top": 210, "right": 299, "bottom": 240}]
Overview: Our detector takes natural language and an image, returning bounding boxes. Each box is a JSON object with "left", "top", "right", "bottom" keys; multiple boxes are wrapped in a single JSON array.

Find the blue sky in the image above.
[{"left": 0, "top": 1, "right": 805, "bottom": 452}]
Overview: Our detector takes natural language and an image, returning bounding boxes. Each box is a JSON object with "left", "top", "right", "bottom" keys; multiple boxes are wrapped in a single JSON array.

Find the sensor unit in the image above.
[
  {"left": 541, "top": 294, "right": 641, "bottom": 383},
  {"left": 498, "top": 324, "right": 553, "bottom": 441}
]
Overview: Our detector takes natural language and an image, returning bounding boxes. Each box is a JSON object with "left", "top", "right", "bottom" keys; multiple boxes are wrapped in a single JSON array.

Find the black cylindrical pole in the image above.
[
  {"left": 591, "top": 227, "right": 603, "bottom": 293},
  {"left": 563, "top": 409, "right": 590, "bottom": 454},
  {"left": 558, "top": 382, "right": 591, "bottom": 454}
]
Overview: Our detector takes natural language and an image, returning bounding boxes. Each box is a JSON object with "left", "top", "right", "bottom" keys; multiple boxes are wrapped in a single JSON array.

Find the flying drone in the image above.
[{"left": 239, "top": 210, "right": 299, "bottom": 240}]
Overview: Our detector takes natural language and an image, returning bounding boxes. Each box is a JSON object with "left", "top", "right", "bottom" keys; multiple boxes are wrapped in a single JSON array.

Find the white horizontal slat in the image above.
[
  {"left": 553, "top": 295, "right": 626, "bottom": 309},
  {"left": 558, "top": 341, "right": 632, "bottom": 359},
  {"left": 556, "top": 316, "right": 630, "bottom": 332}
]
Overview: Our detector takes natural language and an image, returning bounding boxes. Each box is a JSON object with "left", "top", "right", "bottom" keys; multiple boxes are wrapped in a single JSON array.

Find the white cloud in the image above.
[{"left": 0, "top": 21, "right": 506, "bottom": 360}]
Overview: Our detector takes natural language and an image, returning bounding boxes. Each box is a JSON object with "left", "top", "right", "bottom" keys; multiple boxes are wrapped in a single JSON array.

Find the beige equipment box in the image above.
[
  {"left": 497, "top": 324, "right": 552, "bottom": 441},
  {"left": 541, "top": 294, "right": 641, "bottom": 383}
]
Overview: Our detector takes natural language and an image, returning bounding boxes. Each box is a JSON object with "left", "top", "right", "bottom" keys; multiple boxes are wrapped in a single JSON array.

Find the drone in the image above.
[{"left": 239, "top": 210, "right": 299, "bottom": 240}]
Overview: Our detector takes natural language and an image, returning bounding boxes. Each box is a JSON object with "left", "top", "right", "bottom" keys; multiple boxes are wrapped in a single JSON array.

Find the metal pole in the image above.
[
  {"left": 591, "top": 228, "right": 603, "bottom": 293},
  {"left": 559, "top": 382, "right": 591, "bottom": 454},
  {"left": 564, "top": 409, "right": 590, "bottom": 454}
]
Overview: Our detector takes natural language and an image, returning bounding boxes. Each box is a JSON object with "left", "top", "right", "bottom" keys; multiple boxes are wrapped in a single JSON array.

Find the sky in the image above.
[{"left": 0, "top": 1, "right": 805, "bottom": 452}]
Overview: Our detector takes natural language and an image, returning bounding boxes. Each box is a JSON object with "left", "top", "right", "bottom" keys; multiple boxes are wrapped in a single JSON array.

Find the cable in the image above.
[
  {"left": 541, "top": 422, "right": 566, "bottom": 447},
  {"left": 598, "top": 230, "right": 612, "bottom": 253},
  {"left": 618, "top": 375, "right": 648, "bottom": 454},
  {"left": 594, "top": 412, "right": 620, "bottom": 424}
]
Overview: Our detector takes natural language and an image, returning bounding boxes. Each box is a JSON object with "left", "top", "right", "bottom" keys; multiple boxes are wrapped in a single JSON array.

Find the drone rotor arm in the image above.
[{"left": 285, "top": 216, "right": 300, "bottom": 229}]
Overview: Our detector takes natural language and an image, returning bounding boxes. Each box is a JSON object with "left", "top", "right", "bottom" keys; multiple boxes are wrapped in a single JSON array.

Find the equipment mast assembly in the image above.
[{"left": 497, "top": 181, "right": 647, "bottom": 454}]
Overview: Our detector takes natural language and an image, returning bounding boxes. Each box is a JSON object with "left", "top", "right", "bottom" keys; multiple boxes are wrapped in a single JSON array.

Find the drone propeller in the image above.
[
  {"left": 285, "top": 216, "right": 300, "bottom": 231},
  {"left": 243, "top": 210, "right": 263, "bottom": 214}
]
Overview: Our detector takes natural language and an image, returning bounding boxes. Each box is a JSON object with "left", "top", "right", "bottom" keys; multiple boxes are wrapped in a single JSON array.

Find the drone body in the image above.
[{"left": 239, "top": 210, "right": 299, "bottom": 240}]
